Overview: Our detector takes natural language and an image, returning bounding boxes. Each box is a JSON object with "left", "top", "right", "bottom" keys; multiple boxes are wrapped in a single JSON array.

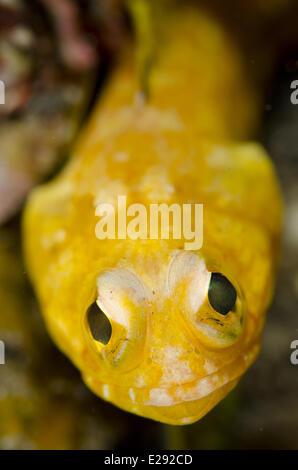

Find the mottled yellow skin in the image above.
[{"left": 23, "top": 7, "right": 282, "bottom": 424}]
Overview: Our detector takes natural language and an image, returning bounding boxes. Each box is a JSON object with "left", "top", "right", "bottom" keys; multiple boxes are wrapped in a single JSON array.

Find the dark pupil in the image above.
[
  {"left": 87, "top": 302, "right": 112, "bottom": 345},
  {"left": 208, "top": 273, "right": 237, "bottom": 315}
]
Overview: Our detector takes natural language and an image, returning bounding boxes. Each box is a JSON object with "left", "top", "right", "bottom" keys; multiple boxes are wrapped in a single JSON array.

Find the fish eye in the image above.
[
  {"left": 208, "top": 272, "right": 237, "bottom": 316},
  {"left": 87, "top": 301, "right": 112, "bottom": 345}
]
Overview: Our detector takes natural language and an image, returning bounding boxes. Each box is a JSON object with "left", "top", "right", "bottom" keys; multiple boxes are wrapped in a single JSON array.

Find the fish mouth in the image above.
[
  {"left": 84, "top": 342, "right": 260, "bottom": 417},
  {"left": 143, "top": 343, "right": 259, "bottom": 407}
]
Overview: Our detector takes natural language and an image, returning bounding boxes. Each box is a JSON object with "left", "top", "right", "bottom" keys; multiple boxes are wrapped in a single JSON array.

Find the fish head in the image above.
[{"left": 81, "top": 245, "right": 261, "bottom": 424}]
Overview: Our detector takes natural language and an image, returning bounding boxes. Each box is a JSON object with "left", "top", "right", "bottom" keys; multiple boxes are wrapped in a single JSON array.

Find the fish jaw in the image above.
[{"left": 82, "top": 342, "right": 259, "bottom": 425}]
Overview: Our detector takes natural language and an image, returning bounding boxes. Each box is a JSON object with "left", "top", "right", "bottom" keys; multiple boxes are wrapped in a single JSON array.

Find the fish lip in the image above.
[
  {"left": 83, "top": 343, "right": 260, "bottom": 408},
  {"left": 142, "top": 343, "right": 260, "bottom": 407}
]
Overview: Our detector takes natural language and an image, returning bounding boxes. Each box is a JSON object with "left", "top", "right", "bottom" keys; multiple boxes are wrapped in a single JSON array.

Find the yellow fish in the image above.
[{"left": 23, "top": 5, "right": 282, "bottom": 424}]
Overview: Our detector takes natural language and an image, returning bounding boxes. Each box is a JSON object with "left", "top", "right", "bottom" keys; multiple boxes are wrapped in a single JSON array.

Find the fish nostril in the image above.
[{"left": 87, "top": 301, "right": 112, "bottom": 345}]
